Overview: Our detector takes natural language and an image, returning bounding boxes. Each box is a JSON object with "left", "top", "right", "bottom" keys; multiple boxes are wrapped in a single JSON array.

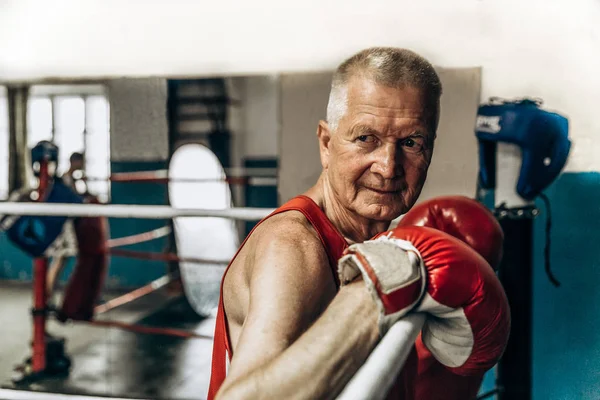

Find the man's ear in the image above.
[{"left": 317, "top": 120, "right": 332, "bottom": 169}]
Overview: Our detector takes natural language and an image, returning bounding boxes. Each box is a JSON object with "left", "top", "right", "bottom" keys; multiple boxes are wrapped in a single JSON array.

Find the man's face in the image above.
[{"left": 318, "top": 77, "right": 436, "bottom": 221}]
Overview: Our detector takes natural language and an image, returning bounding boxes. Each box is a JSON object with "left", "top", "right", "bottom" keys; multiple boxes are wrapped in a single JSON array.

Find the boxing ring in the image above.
[{"left": 0, "top": 153, "right": 426, "bottom": 400}]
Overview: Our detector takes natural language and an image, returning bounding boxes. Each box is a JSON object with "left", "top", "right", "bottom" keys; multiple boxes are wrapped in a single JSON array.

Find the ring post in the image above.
[
  {"left": 30, "top": 157, "right": 49, "bottom": 376},
  {"left": 494, "top": 142, "right": 536, "bottom": 400}
]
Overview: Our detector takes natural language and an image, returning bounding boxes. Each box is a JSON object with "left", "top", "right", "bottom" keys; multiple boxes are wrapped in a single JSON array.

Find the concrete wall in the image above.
[
  {"left": 278, "top": 71, "right": 331, "bottom": 203},
  {"left": 107, "top": 78, "right": 169, "bottom": 162},
  {"left": 241, "top": 75, "right": 280, "bottom": 159}
]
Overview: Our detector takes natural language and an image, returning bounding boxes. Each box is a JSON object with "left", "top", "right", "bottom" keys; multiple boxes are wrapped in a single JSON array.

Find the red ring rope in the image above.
[
  {"left": 108, "top": 248, "right": 230, "bottom": 265},
  {"left": 85, "top": 319, "right": 212, "bottom": 340},
  {"left": 106, "top": 226, "right": 172, "bottom": 248}
]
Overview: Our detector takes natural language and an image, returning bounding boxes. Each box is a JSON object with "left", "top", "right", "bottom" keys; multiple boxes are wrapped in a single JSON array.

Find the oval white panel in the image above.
[{"left": 169, "top": 143, "right": 239, "bottom": 317}]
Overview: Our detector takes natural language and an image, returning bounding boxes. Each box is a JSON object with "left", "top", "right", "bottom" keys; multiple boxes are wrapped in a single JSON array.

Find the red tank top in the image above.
[{"left": 206, "top": 195, "right": 417, "bottom": 400}]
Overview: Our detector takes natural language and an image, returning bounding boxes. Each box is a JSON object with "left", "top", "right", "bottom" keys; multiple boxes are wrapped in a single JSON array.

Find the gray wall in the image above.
[{"left": 107, "top": 78, "right": 169, "bottom": 162}]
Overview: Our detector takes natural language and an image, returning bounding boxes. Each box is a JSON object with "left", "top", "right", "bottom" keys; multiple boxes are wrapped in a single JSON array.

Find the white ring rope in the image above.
[
  {"left": 336, "top": 313, "right": 426, "bottom": 400},
  {"left": 0, "top": 389, "right": 150, "bottom": 400},
  {"left": 0, "top": 202, "right": 275, "bottom": 221}
]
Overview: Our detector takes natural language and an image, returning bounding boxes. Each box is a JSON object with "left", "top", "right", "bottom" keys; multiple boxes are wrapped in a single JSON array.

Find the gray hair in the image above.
[{"left": 326, "top": 47, "right": 442, "bottom": 132}]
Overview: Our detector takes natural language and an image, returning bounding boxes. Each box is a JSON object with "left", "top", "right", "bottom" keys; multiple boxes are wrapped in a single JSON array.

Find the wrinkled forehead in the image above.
[
  {"left": 344, "top": 77, "right": 436, "bottom": 129},
  {"left": 349, "top": 77, "right": 426, "bottom": 105},
  {"left": 343, "top": 79, "right": 431, "bottom": 128}
]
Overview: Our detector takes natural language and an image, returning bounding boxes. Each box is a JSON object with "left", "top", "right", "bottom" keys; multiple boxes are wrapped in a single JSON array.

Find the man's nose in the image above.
[{"left": 371, "top": 143, "right": 403, "bottom": 179}]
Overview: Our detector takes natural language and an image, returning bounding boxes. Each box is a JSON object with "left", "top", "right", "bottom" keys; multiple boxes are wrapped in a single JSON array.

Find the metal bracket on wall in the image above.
[{"left": 493, "top": 203, "right": 540, "bottom": 220}]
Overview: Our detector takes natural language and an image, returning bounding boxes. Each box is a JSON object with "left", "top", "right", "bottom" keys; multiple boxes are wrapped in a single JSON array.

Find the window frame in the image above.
[{"left": 27, "top": 84, "right": 111, "bottom": 202}]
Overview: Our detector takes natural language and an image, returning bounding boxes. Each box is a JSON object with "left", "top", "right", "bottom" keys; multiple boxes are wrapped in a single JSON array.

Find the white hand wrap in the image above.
[{"left": 338, "top": 235, "right": 427, "bottom": 336}]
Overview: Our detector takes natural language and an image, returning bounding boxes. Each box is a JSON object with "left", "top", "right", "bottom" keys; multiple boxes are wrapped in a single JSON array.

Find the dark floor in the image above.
[{"left": 0, "top": 281, "right": 215, "bottom": 400}]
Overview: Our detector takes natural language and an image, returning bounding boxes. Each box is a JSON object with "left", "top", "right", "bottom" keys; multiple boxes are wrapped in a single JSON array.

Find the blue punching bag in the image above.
[{"left": 0, "top": 141, "right": 83, "bottom": 257}]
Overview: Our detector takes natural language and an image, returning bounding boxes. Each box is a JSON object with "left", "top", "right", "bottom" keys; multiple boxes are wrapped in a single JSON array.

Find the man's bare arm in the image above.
[{"left": 216, "top": 218, "right": 380, "bottom": 400}]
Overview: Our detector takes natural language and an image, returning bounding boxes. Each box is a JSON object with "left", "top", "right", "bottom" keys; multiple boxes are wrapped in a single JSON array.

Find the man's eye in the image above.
[
  {"left": 402, "top": 137, "right": 426, "bottom": 153},
  {"left": 357, "top": 135, "right": 375, "bottom": 143}
]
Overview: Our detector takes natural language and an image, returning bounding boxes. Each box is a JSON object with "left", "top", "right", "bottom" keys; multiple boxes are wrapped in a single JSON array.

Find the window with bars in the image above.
[{"left": 27, "top": 85, "right": 111, "bottom": 203}]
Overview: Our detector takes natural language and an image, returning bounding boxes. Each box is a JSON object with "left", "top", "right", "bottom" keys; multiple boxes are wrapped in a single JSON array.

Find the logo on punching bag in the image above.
[{"left": 18, "top": 218, "right": 46, "bottom": 246}]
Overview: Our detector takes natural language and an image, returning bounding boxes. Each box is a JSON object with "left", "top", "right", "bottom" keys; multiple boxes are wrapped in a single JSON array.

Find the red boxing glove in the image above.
[
  {"left": 338, "top": 226, "right": 510, "bottom": 377},
  {"left": 398, "top": 196, "right": 505, "bottom": 399},
  {"left": 398, "top": 195, "right": 503, "bottom": 270}
]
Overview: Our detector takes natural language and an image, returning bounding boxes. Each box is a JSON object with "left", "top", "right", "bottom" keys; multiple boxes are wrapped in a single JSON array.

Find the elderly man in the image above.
[{"left": 208, "top": 47, "right": 510, "bottom": 400}]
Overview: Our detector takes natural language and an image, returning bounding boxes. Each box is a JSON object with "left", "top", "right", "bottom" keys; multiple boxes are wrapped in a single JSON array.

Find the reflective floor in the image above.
[{"left": 0, "top": 282, "right": 215, "bottom": 400}]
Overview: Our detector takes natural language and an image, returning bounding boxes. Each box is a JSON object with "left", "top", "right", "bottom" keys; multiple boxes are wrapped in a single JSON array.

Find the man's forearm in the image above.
[{"left": 216, "top": 281, "right": 379, "bottom": 400}]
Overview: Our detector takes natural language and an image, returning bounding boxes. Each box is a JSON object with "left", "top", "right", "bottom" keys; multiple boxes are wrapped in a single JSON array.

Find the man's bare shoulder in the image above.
[
  {"left": 223, "top": 210, "right": 336, "bottom": 348},
  {"left": 226, "top": 210, "right": 330, "bottom": 295},
  {"left": 250, "top": 210, "right": 326, "bottom": 259}
]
